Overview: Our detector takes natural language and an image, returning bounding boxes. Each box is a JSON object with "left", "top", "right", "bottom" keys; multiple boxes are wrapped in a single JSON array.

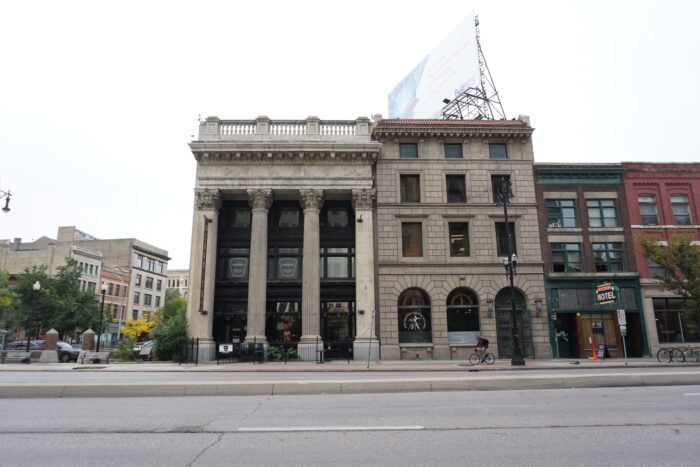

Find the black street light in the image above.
[
  {"left": 96, "top": 282, "right": 107, "bottom": 352},
  {"left": 495, "top": 177, "right": 526, "bottom": 366},
  {"left": 25, "top": 281, "right": 41, "bottom": 353},
  {"left": 1, "top": 188, "right": 11, "bottom": 213}
]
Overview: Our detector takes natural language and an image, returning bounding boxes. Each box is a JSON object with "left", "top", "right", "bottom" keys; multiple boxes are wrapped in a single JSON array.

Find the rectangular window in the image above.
[
  {"left": 495, "top": 222, "right": 516, "bottom": 256},
  {"left": 444, "top": 143, "right": 463, "bottom": 158},
  {"left": 655, "top": 298, "right": 699, "bottom": 343},
  {"left": 135, "top": 274, "right": 142, "bottom": 287},
  {"left": 446, "top": 175, "right": 466, "bottom": 203},
  {"left": 546, "top": 199, "right": 578, "bottom": 228},
  {"left": 134, "top": 292, "right": 140, "bottom": 305},
  {"left": 155, "top": 296, "right": 161, "bottom": 307},
  {"left": 491, "top": 175, "right": 511, "bottom": 203},
  {"left": 232, "top": 208, "right": 252, "bottom": 229},
  {"left": 278, "top": 207, "right": 300, "bottom": 228},
  {"left": 551, "top": 243, "right": 583, "bottom": 272},
  {"left": 448, "top": 222, "right": 469, "bottom": 256},
  {"left": 115, "top": 285, "right": 120, "bottom": 297},
  {"left": 95, "top": 266, "right": 98, "bottom": 276},
  {"left": 489, "top": 143, "right": 508, "bottom": 159},
  {"left": 268, "top": 247, "right": 302, "bottom": 280},
  {"left": 156, "top": 261, "right": 163, "bottom": 274},
  {"left": 326, "top": 207, "right": 349, "bottom": 228},
  {"left": 144, "top": 294, "right": 152, "bottom": 306},
  {"left": 648, "top": 259, "right": 667, "bottom": 278},
  {"left": 400, "top": 175, "right": 421, "bottom": 203},
  {"left": 401, "top": 222, "right": 423, "bottom": 257},
  {"left": 156, "top": 280, "right": 162, "bottom": 291},
  {"left": 134, "top": 254, "right": 143, "bottom": 268},
  {"left": 320, "top": 247, "right": 354, "bottom": 279},
  {"left": 145, "top": 277, "right": 153, "bottom": 289},
  {"left": 146, "top": 258, "right": 155, "bottom": 271},
  {"left": 639, "top": 194, "right": 659, "bottom": 225},
  {"left": 132, "top": 309, "right": 138, "bottom": 320},
  {"left": 399, "top": 143, "right": 418, "bottom": 158},
  {"left": 108, "top": 283, "right": 114, "bottom": 296},
  {"left": 587, "top": 199, "right": 618, "bottom": 228},
  {"left": 671, "top": 194, "right": 692, "bottom": 225},
  {"left": 89, "top": 264, "right": 94, "bottom": 275},
  {"left": 592, "top": 242, "right": 625, "bottom": 272}
]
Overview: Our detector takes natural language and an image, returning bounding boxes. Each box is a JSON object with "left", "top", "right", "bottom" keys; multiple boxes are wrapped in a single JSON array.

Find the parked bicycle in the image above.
[
  {"left": 657, "top": 347, "right": 700, "bottom": 363},
  {"left": 468, "top": 349, "right": 496, "bottom": 365}
]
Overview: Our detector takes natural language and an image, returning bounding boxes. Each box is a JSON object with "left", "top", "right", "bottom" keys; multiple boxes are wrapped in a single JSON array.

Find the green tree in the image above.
[
  {"left": 640, "top": 233, "right": 700, "bottom": 333},
  {"left": 11, "top": 265, "right": 52, "bottom": 336},
  {"left": 0, "top": 269, "right": 17, "bottom": 325},
  {"left": 165, "top": 288, "right": 181, "bottom": 302},
  {"left": 152, "top": 296, "right": 187, "bottom": 362}
]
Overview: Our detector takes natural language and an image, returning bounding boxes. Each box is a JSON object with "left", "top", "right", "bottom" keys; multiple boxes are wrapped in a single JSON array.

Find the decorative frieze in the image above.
[
  {"left": 299, "top": 189, "right": 324, "bottom": 211},
  {"left": 247, "top": 189, "right": 273, "bottom": 211},
  {"left": 352, "top": 188, "right": 377, "bottom": 210},
  {"left": 195, "top": 188, "right": 222, "bottom": 211}
]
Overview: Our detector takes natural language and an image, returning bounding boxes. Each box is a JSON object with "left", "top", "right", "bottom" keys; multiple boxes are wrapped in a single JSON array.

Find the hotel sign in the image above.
[{"left": 595, "top": 282, "right": 619, "bottom": 305}]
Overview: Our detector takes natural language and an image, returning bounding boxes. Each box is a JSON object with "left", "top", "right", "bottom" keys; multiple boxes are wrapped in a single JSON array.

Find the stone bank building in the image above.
[{"left": 187, "top": 116, "right": 551, "bottom": 361}]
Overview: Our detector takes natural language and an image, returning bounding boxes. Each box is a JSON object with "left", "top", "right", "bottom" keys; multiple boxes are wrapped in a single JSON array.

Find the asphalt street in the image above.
[{"left": 0, "top": 385, "right": 699, "bottom": 466}]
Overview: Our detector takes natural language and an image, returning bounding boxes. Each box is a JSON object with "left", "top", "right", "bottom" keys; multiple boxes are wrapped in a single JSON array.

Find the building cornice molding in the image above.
[
  {"left": 190, "top": 142, "right": 380, "bottom": 164},
  {"left": 372, "top": 124, "right": 533, "bottom": 140}
]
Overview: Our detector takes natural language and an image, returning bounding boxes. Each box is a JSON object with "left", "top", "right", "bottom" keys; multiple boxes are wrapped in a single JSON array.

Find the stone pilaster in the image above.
[
  {"left": 186, "top": 188, "right": 221, "bottom": 362},
  {"left": 245, "top": 189, "right": 273, "bottom": 344},
  {"left": 298, "top": 188, "right": 323, "bottom": 360},
  {"left": 352, "top": 188, "right": 379, "bottom": 361}
]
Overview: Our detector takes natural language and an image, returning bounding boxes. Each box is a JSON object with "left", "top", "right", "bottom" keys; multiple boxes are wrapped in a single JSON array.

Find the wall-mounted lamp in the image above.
[
  {"left": 534, "top": 298, "right": 543, "bottom": 318},
  {"left": 486, "top": 298, "right": 494, "bottom": 318},
  {"left": 357, "top": 214, "right": 363, "bottom": 223}
]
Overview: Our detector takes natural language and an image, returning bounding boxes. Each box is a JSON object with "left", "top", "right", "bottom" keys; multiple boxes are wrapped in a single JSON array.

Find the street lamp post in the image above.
[
  {"left": 97, "top": 282, "right": 107, "bottom": 352},
  {"left": 25, "top": 281, "right": 41, "bottom": 353},
  {"left": 0, "top": 188, "right": 11, "bottom": 213},
  {"left": 495, "top": 177, "right": 526, "bottom": 366}
]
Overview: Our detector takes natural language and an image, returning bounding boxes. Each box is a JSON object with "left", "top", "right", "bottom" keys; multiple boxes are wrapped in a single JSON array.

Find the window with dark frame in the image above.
[
  {"left": 587, "top": 199, "right": 618, "bottom": 228},
  {"left": 268, "top": 247, "right": 302, "bottom": 280},
  {"left": 446, "top": 175, "right": 466, "bottom": 203},
  {"left": 654, "top": 297, "right": 699, "bottom": 343},
  {"left": 135, "top": 274, "right": 142, "bottom": 287},
  {"left": 320, "top": 247, "right": 355, "bottom": 279},
  {"left": 592, "top": 242, "right": 625, "bottom": 272},
  {"left": 489, "top": 143, "right": 508, "bottom": 159},
  {"left": 145, "top": 277, "right": 154, "bottom": 289},
  {"left": 401, "top": 222, "right": 423, "bottom": 257},
  {"left": 446, "top": 288, "right": 480, "bottom": 344},
  {"left": 399, "top": 143, "right": 418, "bottom": 158},
  {"left": 495, "top": 222, "right": 516, "bottom": 256},
  {"left": 400, "top": 175, "right": 421, "bottom": 203},
  {"left": 639, "top": 194, "right": 659, "bottom": 225},
  {"left": 671, "top": 194, "right": 692, "bottom": 225},
  {"left": 134, "top": 292, "right": 140, "bottom": 305},
  {"left": 444, "top": 143, "right": 463, "bottom": 158},
  {"left": 144, "top": 294, "right": 152, "bottom": 306},
  {"left": 448, "top": 222, "right": 470, "bottom": 256},
  {"left": 551, "top": 243, "right": 583, "bottom": 272},
  {"left": 398, "top": 288, "right": 432, "bottom": 344},
  {"left": 648, "top": 259, "right": 667, "bottom": 278},
  {"left": 546, "top": 199, "right": 578, "bottom": 228},
  {"left": 491, "top": 175, "right": 511, "bottom": 203}
]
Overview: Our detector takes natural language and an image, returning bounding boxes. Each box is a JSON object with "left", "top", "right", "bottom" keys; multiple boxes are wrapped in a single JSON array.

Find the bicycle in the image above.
[
  {"left": 672, "top": 347, "right": 700, "bottom": 363},
  {"left": 468, "top": 348, "right": 495, "bottom": 365},
  {"left": 657, "top": 347, "right": 672, "bottom": 363}
]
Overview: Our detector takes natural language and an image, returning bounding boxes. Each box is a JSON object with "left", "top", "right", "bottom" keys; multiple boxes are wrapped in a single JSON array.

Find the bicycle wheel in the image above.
[
  {"left": 671, "top": 348, "right": 686, "bottom": 363},
  {"left": 483, "top": 353, "right": 496, "bottom": 365},
  {"left": 657, "top": 348, "right": 671, "bottom": 363},
  {"left": 468, "top": 353, "right": 481, "bottom": 365}
]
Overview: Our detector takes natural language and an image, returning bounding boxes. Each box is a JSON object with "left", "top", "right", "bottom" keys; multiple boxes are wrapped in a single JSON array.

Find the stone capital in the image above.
[
  {"left": 247, "top": 189, "right": 273, "bottom": 211},
  {"left": 299, "top": 188, "right": 324, "bottom": 211},
  {"left": 352, "top": 188, "right": 376, "bottom": 210},
  {"left": 195, "top": 188, "right": 222, "bottom": 211}
]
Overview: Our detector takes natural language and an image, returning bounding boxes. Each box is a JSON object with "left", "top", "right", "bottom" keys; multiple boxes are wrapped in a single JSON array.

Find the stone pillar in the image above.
[
  {"left": 82, "top": 329, "right": 95, "bottom": 351},
  {"left": 298, "top": 188, "right": 323, "bottom": 360},
  {"left": 39, "top": 328, "right": 59, "bottom": 363},
  {"left": 245, "top": 189, "right": 273, "bottom": 344},
  {"left": 352, "top": 188, "right": 379, "bottom": 361},
  {"left": 185, "top": 188, "right": 222, "bottom": 362}
]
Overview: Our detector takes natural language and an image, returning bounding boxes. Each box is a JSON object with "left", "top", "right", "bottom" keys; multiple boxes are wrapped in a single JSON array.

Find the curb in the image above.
[{"left": 1, "top": 371, "right": 699, "bottom": 398}]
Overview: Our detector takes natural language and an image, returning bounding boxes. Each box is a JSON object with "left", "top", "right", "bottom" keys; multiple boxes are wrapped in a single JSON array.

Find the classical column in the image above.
[
  {"left": 245, "top": 189, "right": 273, "bottom": 344},
  {"left": 352, "top": 188, "right": 379, "bottom": 361},
  {"left": 298, "top": 188, "right": 323, "bottom": 360},
  {"left": 185, "top": 188, "right": 221, "bottom": 362}
]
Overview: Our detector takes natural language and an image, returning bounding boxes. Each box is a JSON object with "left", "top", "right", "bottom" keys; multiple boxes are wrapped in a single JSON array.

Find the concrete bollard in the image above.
[
  {"left": 39, "top": 329, "right": 59, "bottom": 363},
  {"left": 82, "top": 329, "right": 95, "bottom": 351}
]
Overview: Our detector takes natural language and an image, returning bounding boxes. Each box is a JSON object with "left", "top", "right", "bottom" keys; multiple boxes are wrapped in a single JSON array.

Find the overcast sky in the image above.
[{"left": 1, "top": 0, "right": 698, "bottom": 268}]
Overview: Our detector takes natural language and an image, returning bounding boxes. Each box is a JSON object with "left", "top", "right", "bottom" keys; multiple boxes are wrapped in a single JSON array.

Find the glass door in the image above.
[{"left": 321, "top": 301, "right": 355, "bottom": 360}]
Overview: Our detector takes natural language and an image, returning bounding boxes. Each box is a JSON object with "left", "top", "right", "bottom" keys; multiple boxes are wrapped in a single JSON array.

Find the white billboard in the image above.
[{"left": 388, "top": 12, "right": 481, "bottom": 119}]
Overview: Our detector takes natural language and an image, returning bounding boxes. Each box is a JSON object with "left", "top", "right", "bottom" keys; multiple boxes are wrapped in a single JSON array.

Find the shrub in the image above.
[
  {"left": 152, "top": 304, "right": 187, "bottom": 362},
  {"left": 115, "top": 337, "right": 138, "bottom": 361}
]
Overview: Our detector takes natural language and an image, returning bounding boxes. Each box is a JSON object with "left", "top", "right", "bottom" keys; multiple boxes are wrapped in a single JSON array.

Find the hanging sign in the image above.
[{"left": 595, "top": 282, "right": 620, "bottom": 305}]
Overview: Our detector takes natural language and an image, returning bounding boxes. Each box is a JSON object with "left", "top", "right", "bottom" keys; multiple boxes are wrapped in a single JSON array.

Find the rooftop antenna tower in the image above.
[{"left": 441, "top": 15, "right": 506, "bottom": 120}]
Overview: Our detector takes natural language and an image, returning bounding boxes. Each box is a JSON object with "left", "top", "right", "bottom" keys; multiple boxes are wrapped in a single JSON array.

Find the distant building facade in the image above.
[{"left": 167, "top": 269, "right": 190, "bottom": 298}]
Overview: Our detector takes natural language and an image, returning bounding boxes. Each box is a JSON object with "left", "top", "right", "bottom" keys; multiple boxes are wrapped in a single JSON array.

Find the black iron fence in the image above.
[
  {"left": 180, "top": 337, "right": 199, "bottom": 365},
  {"left": 215, "top": 337, "right": 353, "bottom": 364}
]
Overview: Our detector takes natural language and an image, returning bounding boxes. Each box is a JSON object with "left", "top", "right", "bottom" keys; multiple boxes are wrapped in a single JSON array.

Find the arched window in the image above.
[
  {"left": 447, "top": 288, "right": 480, "bottom": 344},
  {"left": 398, "top": 288, "right": 431, "bottom": 343}
]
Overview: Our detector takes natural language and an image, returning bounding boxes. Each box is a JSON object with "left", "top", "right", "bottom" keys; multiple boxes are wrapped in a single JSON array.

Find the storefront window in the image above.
[
  {"left": 266, "top": 302, "right": 301, "bottom": 343},
  {"left": 446, "top": 289, "right": 479, "bottom": 344},
  {"left": 654, "top": 297, "right": 699, "bottom": 343}
]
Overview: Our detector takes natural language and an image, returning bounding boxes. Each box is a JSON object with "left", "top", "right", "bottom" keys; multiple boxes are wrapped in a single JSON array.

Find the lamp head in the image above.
[
  {"left": 101, "top": 281, "right": 107, "bottom": 292},
  {"left": 32, "top": 281, "right": 41, "bottom": 291}
]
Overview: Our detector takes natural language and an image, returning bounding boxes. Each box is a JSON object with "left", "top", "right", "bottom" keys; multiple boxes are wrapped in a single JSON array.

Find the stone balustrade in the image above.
[{"left": 198, "top": 116, "right": 370, "bottom": 141}]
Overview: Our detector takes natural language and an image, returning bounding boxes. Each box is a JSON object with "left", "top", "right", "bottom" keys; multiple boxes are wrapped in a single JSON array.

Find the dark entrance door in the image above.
[
  {"left": 495, "top": 289, "right": 534, "bottom": 359},
  {"left": 321, "top": 301, "right": 355, "bottom": 360},
  {"left": 554, "top": 314, "right": 577, "bottom": 358}
]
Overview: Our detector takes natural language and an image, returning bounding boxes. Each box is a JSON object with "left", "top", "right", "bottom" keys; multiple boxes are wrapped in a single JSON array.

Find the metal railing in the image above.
[
  {"left": 215, "top": 337, "right": 353, "bottom": 365},
  {"left": 180, "top": 337, "right": 199, "bottom": 365}
]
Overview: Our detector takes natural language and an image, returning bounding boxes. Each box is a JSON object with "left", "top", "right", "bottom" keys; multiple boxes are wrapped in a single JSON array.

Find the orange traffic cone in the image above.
[{"left": 588, "top": 335, "right": 597, "bottom": 360}]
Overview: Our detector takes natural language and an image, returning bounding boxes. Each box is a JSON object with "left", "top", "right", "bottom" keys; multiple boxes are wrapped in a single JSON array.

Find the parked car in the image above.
[
  {"left": 56, "top": 341, "right": 80, "bottom": 362},
  {"left": 133, "top": 340, "right": 154, "bottom": 352},
  {"left": 2, "top": 340, "right": 43, "bottom": 351}
]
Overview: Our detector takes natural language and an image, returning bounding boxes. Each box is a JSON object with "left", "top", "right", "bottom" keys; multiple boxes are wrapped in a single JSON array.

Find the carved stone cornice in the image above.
[
  {"left": 247, "top": 189, "right": 273, "bottom": 211},
  {"left": 195, "top": 188, "right": 222, "bottom": 211},
  {"left": 372, "top": 120, "right": 533, "bottom": 140},
  {"left": 192, "top": 151, "right": 379, "bottom": 164},
  {"left": 299, "top": 189, "right": 324, "bottom": 211},
  {"left": 352, "top": 188, "right": 376, "bottom": 210}
]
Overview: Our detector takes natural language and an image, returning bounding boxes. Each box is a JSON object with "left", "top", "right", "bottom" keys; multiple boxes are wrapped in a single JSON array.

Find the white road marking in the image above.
[
  {"left": 238, "top": 425, "right": 424, "bottom": 432},
  {"left": 682, "top": 393, "right": 700, "bottom": 396}
]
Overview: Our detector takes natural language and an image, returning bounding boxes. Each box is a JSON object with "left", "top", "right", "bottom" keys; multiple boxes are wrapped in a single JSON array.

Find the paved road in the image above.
[
  {"left": 1, "top": 385, "right": 699, "bottom": 466},
  {"left": 1, "top": 366, "right": 697, "bottom": 383}
]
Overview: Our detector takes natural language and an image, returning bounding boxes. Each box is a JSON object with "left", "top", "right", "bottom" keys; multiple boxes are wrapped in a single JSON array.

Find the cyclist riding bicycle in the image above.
[{"left": 475, "top": 336, "right": 489, "bottom": 358}]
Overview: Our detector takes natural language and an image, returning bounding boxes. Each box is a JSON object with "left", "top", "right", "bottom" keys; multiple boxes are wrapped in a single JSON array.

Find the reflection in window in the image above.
[{"left": 447, "top": 289, "right": 479, "bottom": 344}]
